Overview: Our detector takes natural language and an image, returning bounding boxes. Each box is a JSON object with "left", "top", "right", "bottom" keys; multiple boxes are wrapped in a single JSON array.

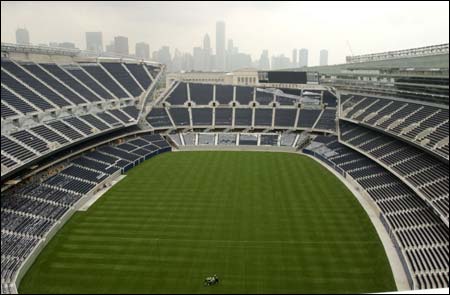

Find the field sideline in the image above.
[{"left": 20, "top": 151, "right": 396, "bottom": 294}]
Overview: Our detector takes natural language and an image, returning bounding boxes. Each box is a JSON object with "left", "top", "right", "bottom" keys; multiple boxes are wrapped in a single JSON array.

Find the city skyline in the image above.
[
  {"left": 2, "top": 1, "right": 449, "bottom": 67},
  {"left": 8, "top": 25, "right": 450, "bottom": 72},
  {"left": 9, "top": 26, "right": 323, "bottom": 72}
]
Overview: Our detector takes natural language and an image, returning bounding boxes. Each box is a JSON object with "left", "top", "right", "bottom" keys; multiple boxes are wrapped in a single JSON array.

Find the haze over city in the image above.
[{"left": 1, "top": 1, "right": 449, "bottom": 70}]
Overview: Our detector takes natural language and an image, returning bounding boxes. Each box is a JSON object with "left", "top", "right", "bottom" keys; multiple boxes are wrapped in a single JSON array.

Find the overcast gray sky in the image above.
[{"left": 1, "top": 1, "right": 449, "bottom": 66}]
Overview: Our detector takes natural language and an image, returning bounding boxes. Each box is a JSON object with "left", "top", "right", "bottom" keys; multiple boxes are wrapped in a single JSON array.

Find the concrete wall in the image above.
[
  {"left": 177, "top": 145, "right": 296, "bottom": 153},
  {"left": 3, "top": 52, "right": 76, "bottom": 63}
]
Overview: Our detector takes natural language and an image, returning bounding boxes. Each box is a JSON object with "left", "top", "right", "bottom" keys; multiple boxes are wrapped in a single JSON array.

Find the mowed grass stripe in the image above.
[{"left": 20, "top": 151, "right": 396, "bottom": 294}]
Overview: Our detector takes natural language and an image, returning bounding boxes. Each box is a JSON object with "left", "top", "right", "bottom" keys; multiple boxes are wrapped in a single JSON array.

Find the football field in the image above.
[{"left": 20, "top": 151, "right": 396, "bottom": 294}]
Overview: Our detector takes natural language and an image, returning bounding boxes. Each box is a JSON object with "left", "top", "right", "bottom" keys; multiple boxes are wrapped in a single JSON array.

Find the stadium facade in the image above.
[{"left": 0, "top": 42, "right": 448, "bottom": 293}]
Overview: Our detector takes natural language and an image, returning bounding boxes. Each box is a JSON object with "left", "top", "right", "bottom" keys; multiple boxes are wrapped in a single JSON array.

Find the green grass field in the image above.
[{"left": 19, "top": 151, "right": 396, "bottom": 294}]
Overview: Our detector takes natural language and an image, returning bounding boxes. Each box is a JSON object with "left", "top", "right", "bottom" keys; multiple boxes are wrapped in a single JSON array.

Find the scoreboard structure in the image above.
[{"left": 258, "top": 71, "right": 318, "bottom": 84}]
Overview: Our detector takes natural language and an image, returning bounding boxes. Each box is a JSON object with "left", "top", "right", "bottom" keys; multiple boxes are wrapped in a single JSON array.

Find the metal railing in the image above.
[{"left": 346, "top": 43, "right": 449, "bottom": 64}]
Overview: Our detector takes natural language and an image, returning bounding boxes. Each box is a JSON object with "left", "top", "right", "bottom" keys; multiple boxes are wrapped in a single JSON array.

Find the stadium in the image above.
[{"left": 0, "top": 40, "right": 448, "bottom": 294}]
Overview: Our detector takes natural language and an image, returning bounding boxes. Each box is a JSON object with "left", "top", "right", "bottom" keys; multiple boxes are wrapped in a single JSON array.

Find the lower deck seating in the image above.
[
  {"left": 0, "top": 133, "right": 171, "bottom": 288},
  {"left": 304, "top": 136, "right": 449, "bottom": 290},
  {"left": 177, "top": 132, "right": 301, "bottom": 148},
  {"left": 218, "top": 133, "right": 237, "bottom": 145},
  {"left": 280, "top": 134, "right": 297, "bottom": 147},
  {"left": 260, "top": 134, "right": 278, "bottom": 146},
  {"left": 339, "top": 121, "right": 449, "bottom": 222},
  {"left": 197, "top": 134, "right": 215, "bottom": 145}
]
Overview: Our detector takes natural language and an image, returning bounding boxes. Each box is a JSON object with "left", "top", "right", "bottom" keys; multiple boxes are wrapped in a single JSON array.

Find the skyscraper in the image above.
[
  {"left": 171, "top": 49, "right": 183, "bottom": 72},
  {"left": 203, "top": 34, "right": 211, "bottom": 51},
  {"left": 299, "top": 48, "right": 309, "bottom": 67},
  {"left": 320, "top": 49, "right": 328, "bottom": 66},
  {"left": 105, "top": 41, "right": 115, "bottom": 53},
  {"left": 230, "top": 53, "right": 252, "bottom": 70},
  {"left": 292, "top": 49, "right": 298, "bottom": 67},
  {"left": 85, "top": 32, "right": 103, "bottom": 53},
  {"left": 258, "top": 50, "right": 270, "bottom": 70},
  {"left": 156, "top": 46, "right": 172, "bottom": 71},
  {"left": 203, "top": 34, "right": 212, "bottom": 71},
  {"left": 16, "top": 28, "right": 30, "bottom": 45},
  {"left": 226, "top": 39, "right": 234, "bottom": 71},
  {"left": 193, "top": 46, "right": 204, "bottom": 71},
  {"left": 58, "top": 42, "right": 76, "bottom": 49},
  {"left": 271, "top": 54, "right": 290, "bottom": 70},
  {"left": 215, "top": 21, "right": 226, "bottom": 71},
  {"left": 135, "top": 42, "right": 150, "bottom": 60},
  {"left": 114, "top": 36, "right": 129, "bottom": 55},
  {"left": 227, "top": 39, "right": 234, "bottom": 53},
  {"left": 181, "top": 53, "right": 194, "bottom": 72}
]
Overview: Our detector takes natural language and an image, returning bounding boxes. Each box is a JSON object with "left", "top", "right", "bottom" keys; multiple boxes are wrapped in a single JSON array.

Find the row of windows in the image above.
[
  {"left": 168, "top": 77, "right": 259, "bottom": 85},
  {"left": 184, "top": 78, "right": 225, "bottom": 82},
  {"left": 237, "top": 76, "right": 257, "bottom": 84},
  {"left": 168, "top": 78, "right": 224, "bottom": 84}
]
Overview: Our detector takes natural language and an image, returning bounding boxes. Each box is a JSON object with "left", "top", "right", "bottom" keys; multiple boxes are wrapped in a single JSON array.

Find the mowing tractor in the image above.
[{"left": 204, "top": 274, "right": 219, "bottom": 286}]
